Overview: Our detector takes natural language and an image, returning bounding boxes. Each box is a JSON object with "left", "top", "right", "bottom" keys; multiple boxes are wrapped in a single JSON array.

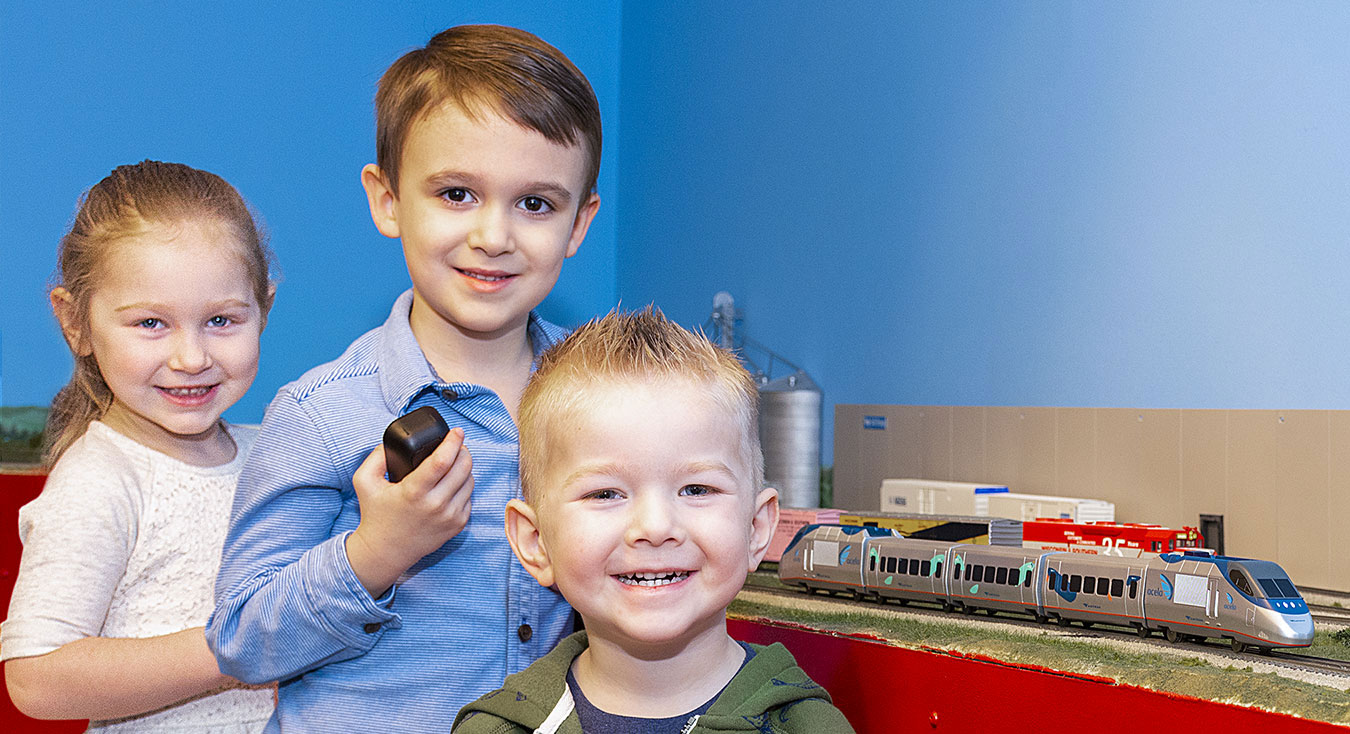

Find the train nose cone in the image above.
[{"left": 1280, "top": 612, "right": 1315, "bottom": 646}]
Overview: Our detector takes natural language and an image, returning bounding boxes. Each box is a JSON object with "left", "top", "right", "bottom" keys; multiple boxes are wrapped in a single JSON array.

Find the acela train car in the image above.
[{"left": 778, "top": 524, "right": 1313, "bottom": 653}]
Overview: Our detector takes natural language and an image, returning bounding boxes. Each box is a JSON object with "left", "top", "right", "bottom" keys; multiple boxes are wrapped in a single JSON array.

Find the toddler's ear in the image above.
[
  {"left": 746, "top": 488, "right": 781, "bottom": 572},
  {"left": 360, "top": 164, "right": 401, "bottom": 240},
  {"left": 50, "top": 287, "right": 91, "bottom": 356},
  {"left": 505, "top": 499, "right": 555, "bottom": 589}
]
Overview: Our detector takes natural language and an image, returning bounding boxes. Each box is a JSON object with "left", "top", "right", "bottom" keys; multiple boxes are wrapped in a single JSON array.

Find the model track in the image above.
[{"left": 740, "top": 571, "right": 1350, "bottom": 679}]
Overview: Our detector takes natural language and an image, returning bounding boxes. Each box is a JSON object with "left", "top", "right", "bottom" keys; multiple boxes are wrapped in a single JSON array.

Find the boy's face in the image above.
[
  {"left": 507, "top": 379, "right": 778, "bottom": 655},
  {"left": 362, "top": 102, "right": 600, "bottom": 341}
]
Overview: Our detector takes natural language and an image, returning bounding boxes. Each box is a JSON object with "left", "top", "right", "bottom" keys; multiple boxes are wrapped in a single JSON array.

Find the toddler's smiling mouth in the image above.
[{"left": 616, "top": 571, "right": 690, "bottom": 587}]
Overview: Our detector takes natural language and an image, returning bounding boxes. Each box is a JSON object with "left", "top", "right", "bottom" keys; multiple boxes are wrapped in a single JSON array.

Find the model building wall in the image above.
[{"left": 834, "top": 405, "right": 1350, "bottom": 593}]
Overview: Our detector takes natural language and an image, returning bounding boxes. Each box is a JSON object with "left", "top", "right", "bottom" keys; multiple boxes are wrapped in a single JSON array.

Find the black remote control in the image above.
[{"left": 383, "top": 406, "right": 451, "bottom": 482}]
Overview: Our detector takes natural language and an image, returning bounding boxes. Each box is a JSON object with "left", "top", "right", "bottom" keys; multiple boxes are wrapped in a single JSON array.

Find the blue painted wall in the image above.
[
  {"left": 0, "top": 1, "right": 622, "bottom": 422},
  {"left": 5, "top": 3, "right": 1350, "bottom": 467},
  {"left": 616, "top": 2, "right": 1350, "bottom": 461}
]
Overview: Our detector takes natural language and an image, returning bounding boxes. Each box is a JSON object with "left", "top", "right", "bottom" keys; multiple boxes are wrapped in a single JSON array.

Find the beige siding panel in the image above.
[
  {"left": 830, "top": 404, "right": 870, "bottom": 511},
  {"left": 985, "top": 407, "right": 1025, "bottom": 489},
  {"left": 1096, "top": 408, "right": 1146, "bottom": 523},
  {"left": 1330, "top": 412, "right": 1350, "bottom": 591},
  {"left": 1138, "top": 409, "right": 1183, "bottom": 529},
  {"left": 1054, "top": 408, "right": 1097, "bottom": 498},
  {"left": 985, "top": 407, "right": 1057, "bottom": 494},
  {"left": 1272, "top": 411, "right": 1330, "bottom": 589},
  {"left": 950, "top": 406, "right": 987, "bottom": 484},
  {"left": 1225, "top": 412, "right": 1281, "bottom": 562},
  {"left": 887, "top": 405, "right": 926, "bottom": 486},
  {"left": 917, "top": 406, "right": 953, "bottom": 481},
  {"left": 1180, "top": 410, "right": 1228, "bottom": 530},
  {"left": 1018, "top": 407, "right": 1058, "bottom": 495}
]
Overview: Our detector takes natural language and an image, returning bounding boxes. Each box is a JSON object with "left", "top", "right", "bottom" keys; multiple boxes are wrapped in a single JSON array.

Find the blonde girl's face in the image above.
[{"left": 76, "top": 219, "right": 263, "bottom": 465}]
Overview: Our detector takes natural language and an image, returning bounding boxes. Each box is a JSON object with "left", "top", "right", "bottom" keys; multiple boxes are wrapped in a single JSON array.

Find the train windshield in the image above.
[
  {"left": 1241, "top": 560, "right": 1302, "bottom": 599},
  {"left": 1258, "top": 578, "right": 1300, "bottom": 599}
]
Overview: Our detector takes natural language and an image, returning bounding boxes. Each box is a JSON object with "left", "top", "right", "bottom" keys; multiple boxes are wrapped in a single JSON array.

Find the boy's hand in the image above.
[{"left": 346, "top": 427, "right": 473, "bottom": 598}]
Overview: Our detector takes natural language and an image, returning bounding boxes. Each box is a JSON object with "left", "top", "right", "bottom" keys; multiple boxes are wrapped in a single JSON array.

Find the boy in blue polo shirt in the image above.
[{"left": 207, "top": 25, "right": 602, "bottom": 733}]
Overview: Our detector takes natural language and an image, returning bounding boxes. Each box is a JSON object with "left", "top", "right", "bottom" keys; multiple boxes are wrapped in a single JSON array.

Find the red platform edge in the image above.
[
  {"left": 728, "top": 616, "right": 1345, "bottom": 733},
  {"left": 3, "top": 472, "right": 1342, "bottom": 733}
]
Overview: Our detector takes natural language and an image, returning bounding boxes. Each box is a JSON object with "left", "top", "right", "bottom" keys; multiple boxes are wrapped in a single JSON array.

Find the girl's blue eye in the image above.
[
  {"left": 208, "top": 315, "right": 231, "bottom": 327},
  {"left": 136, "top": 318, "right": 162, "bottom": 329},
  {"left": 585, "top": 489, "right": 621, "bottom": 501},
  {"left": 518, "top": 196, "right": 553, "bottom": 214},
  {"left": 681, "top": 484, "right": 715, "bottom": 497}
]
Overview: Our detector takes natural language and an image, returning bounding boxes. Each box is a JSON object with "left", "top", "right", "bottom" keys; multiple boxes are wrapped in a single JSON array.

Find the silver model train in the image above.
[{"left": 778, "top": 524, "right": 1314, "bottom": 652}]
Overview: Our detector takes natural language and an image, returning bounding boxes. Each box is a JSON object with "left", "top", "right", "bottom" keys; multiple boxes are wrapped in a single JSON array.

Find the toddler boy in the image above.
[
  {"left": 454, "top": 309, "right": 854, "bottom": 733},
  {"left": 207, "top": 25, "right": 602, "bottom": 733}
]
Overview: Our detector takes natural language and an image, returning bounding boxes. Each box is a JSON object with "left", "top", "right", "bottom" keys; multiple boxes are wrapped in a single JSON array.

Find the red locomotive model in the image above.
[{"left": 1020, "top": 518, "right": 1203, "bottom": 557}]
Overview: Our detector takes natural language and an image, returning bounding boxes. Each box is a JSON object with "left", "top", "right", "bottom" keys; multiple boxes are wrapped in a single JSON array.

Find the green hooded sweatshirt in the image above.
[{"left": 453, "top": 631, "right": 855, "bottom": 733}]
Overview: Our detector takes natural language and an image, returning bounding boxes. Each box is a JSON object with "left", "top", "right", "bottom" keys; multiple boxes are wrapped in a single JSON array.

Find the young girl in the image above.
[{"left": 1, "top": 161, "right": 277, "bottom": 732}]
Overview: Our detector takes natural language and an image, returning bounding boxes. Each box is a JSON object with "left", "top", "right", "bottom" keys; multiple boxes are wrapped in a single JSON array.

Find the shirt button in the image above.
[
  {"left": 363, "top": 622, "right": 381, "bottom": 634},
  {"left": 517, "top": 623, "right": 533, "bottom": 643},
  {"left": 441, "top": 387, "right": 459, "bottom": 401}
]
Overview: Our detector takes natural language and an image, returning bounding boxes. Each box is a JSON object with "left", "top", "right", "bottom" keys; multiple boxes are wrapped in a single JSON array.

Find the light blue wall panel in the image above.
[{"left": 616, "top": 2, "right": 1350, "bottom": 463}]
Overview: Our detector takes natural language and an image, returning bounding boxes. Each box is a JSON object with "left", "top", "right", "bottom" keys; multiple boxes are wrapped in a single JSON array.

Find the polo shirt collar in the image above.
[{"left": 377, "top": 289, "right": 565, "bottom": 414}]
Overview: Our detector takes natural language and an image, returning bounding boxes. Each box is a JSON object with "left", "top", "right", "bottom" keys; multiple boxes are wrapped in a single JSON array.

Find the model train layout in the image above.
[{"left": 778, "top": 523, "right": 1314, "bottom": 653}]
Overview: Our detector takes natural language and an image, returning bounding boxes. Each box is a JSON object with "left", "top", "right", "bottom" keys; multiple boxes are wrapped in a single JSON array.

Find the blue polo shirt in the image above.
[{"left": 207, "top": 290, "right": 573, "bottom": 733}]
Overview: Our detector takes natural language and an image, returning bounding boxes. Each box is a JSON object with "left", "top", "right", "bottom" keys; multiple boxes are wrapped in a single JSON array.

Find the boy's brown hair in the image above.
[
  {"left": 518, "top": 307, "right": 764, "bottom": 504},
  {"left": 374, "top": 24, "right": 602, "bottom": 197}
]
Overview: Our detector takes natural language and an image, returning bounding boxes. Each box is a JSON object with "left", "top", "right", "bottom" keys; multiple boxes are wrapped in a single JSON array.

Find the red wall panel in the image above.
[{"left": 730, "top": 618, "right": 1341, "bottom": 733}]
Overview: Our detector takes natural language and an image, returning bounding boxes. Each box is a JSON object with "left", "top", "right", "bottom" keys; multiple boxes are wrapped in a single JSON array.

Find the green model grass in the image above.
[{"left": 0, "top": 406, "right": 47, "bottom": 465}]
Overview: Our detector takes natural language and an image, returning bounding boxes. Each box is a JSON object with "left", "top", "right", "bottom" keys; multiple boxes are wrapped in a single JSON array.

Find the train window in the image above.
[
  {"left": 1069, "top": 575, "right": 1082, "bottom": 593},
  {"left": 954, "top": 562, "right": 963, "bottom": 579},
  {"left": 1060, "top": 573, "right": 1069, "bottom": 592},
  {"left": 934, "top": 560, "right": 943, "bottom": 577},
  {"left": 1024, "top": 570, "right": 1033, "bottom": 588},
  {"left": 1083, "top": 576, "right": 1096, "bottom": 595},
  {"left": 909, "top": 559, "right": 921, "bottom": 576},
  {"left": 1128, "top": 579, "right": 1138, "bottom": 598},
  {"left": 1098, "top": 577, "right": 1110, "bottom": 595},
  {"left": 887, "top": 557, "right": 898, "bottom": 574},
  {"left": 1111, "top": 579, "right": 1124, "bottom": 597},
  {"left": 1048, "top": 571, "right": 1058, "bottom": 591},
  {"left": 1228, "top": 569, "right": 1253, "bottom": 596},
  {"left": 983, "top": 566, "right": 996, "bottom": 584},
  {"left": 1259, "top": 578, "right": 1299, "bottom": 599},
  {"left": 970, "top": 564, "right": 982, "bottom": 582},
  {"left": 921, "top": 560, "right": 932, "bottom": 576},
  {"left": 1152, "top": 541, "right": 1162, "bottom": 552},
  {"left": 870, "top": 555, "right": 877, "bottom": 572},
  {"left": 996, "top": 567, "right": 1008, "bottom": 585}
]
